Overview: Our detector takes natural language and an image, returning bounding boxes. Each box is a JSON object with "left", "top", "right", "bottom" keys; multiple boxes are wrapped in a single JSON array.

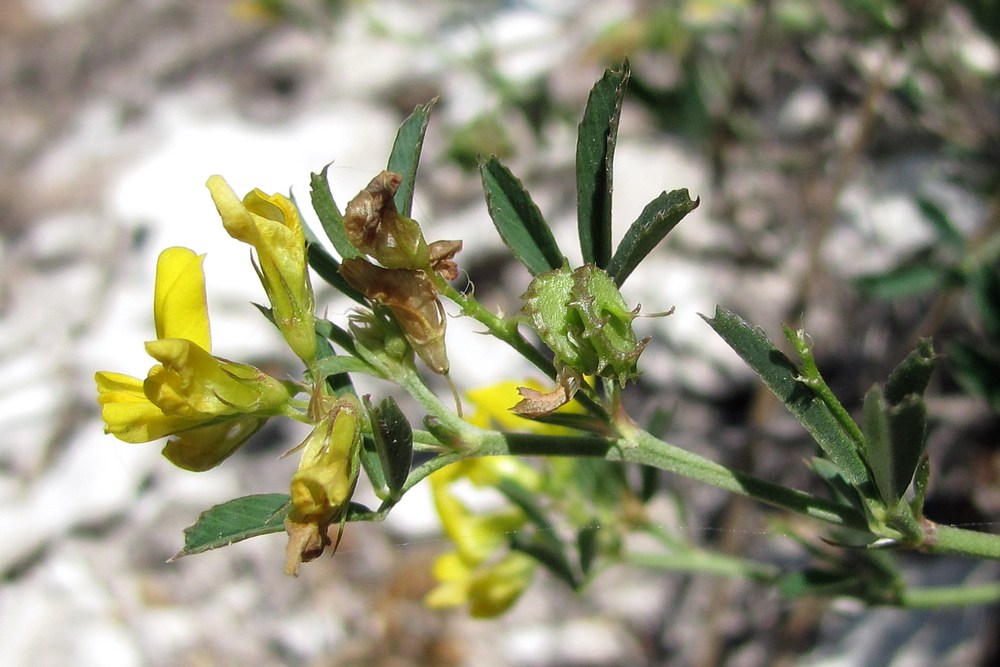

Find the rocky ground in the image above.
[{"left": 2, "top": 1, "right": 999, "bottom": 665}]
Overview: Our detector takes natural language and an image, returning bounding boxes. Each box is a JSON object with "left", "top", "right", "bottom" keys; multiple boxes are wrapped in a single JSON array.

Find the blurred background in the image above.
[{"left": 1, "top": 0, "right": 999, "bottom": 664}]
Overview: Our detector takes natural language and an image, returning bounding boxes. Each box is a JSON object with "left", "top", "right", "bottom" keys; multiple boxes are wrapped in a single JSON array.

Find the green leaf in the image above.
[
  {"left": 577, "top": 61, "right": 629, "bottom": 268},
  {"left": 364, "top": 395, "right": 413, "bottom": 497},
  {"left": 359, "top": 435, "right": 388, "bottom": 500},
  {"left": 703, "top": 307, "right": 869, "bottom": 486},
  {"left": 577, "top": 521, "right": 601, "bottom": 576},
  {"left": 480, "top": 157, "right": 564, "bottom": 275},
  {"left": 884, "top": 338, "right": 936, "bottom": 405},
  {"left": 519, "top": 411, "right": 613, "bottom": 435},
  {"left": 885, "top": 395, "right": 928, "bottom": 502},
  {"left": 862, "top": 386, "right": 895, "bottom": 505},
  {"left": 387, "top": 99, "right": 436, "bottom": 217},
  {"left": 304, "top": 234, "right": 366, "bottom": 304},
  {"left": 916, "top": 197, "right": 964, "bottom": 250},
  {"left": 808, "top": 457, "right": 864, "bottom": 511},
  {"left": 948, "top": 340, "right": 1000, "bottom": 413},
  {"left": 173, "top": 494, "right": 290, "bottom": 558},
  {"left": 910, "top": 455, "right": 931, "bottom": 517},
  {"left": 310, "top": 166, "right": 361, "bottom": 261},
  {"left": 854, "top": 263, "right": 954, "bottom": 299},
  {"left": 497, "top": 478, "right": 560, "bottom": 543},
  {"left": 310, "top": 317, "right": 356, "bottom": 398},
  {"left": 509, "top": 531, "right": 578, "bottom": 590},
  {"left": 779, "top": 568, "right": 859, "bottom": 599},
  {"left": 607, "top": 188, "right": 699, "bottom": 286},
  {"left": 969, "top": 263, "right": 1000, "bottom": 342}
]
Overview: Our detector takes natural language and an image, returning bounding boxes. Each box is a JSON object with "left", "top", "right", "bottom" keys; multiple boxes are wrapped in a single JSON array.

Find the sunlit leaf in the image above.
[
  {"left": 608, "top": 188, "right": 698, "bottom": 286},
  {"left": 173, "top": 494, "right": 290, "bottom": 558},
  {"left": 310, "top": 166, "right": 361, "bottom": 261},
  {"left": 480, "top": 156, "right": 564, "bottom": 275},
  {"left": 577, "top": 61, "right": 629, "bottom": 268},
  {"left": 703, "top": 307, "right": 869, "bottom": 486},
  {"left": 387, "top": 99, "right": 436, "bottom": 217},
  {"left": 916, "top": 197, "right": 964, "bottom": 250}
]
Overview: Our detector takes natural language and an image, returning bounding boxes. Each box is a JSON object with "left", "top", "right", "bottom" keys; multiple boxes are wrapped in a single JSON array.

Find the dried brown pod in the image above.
[
  {"left": 343, "top": 171, "right": 430, "bottom": 269},
  {"left": 340, "top": 258, "right": 450, "bottom": 374}
]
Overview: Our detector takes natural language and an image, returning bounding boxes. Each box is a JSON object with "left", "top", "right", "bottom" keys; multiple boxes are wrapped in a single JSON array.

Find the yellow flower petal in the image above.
[
  {"left": 154, "top": 247, "right": 211, "bottom": 351},
  {"left": 467, "top": 552, "right": 536, "bottom": 618},
  {"left": 161, "top": 415, "right": 266, "bottom": 471},
  {"left": 206, "top": 175, "right": 316, "bottom": 364},
  {"left": 95, "top": 371, "right": 205, "bottom": 443}
]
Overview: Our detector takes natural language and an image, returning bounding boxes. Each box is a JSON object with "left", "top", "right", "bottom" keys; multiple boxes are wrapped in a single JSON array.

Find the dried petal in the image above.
[
  {"left": 340, "top": 258, "right": 450, "bottom": 374},
  {"left": 343, "top": 171, "right": 430, "bottom": 269},
  {"left": 429, "top": 239, "right": 463, "bottom": 280}
]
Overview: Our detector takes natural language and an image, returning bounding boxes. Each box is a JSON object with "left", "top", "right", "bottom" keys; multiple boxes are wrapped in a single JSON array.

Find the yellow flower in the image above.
[
  {"left": 206, "top": 175, "right": 317, "bottom": 365},
  {"left": 284, "top": 397, "right": 362, "bottom": 575},
  {"left": 426, "top": 549, "right": 536, "bottom": 618},
  {"left": 95, "top": 247, "right": 295, "bottom": 471},
  {"left": 425, "top": 457, "right": 539, "bottom": 617}
]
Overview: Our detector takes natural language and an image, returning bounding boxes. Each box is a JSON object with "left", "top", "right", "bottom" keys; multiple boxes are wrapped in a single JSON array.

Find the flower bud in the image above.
[
  {"left": 207, "top": 176, "right": 317, "bottom": 365},
  {"left": 284, "top": 397, "right": 362, "bottom": 575}
]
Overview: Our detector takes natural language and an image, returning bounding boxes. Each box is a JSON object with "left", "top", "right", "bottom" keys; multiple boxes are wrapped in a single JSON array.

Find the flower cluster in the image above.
[
  {"left": 95, "top": 246, "right": 297, "bottom": 471},
  {"left": 96, "top": 178, "right": 363, "bottom": 572},
  {"left": 425, "top": 380, "right": 573, "bottom": 617}
]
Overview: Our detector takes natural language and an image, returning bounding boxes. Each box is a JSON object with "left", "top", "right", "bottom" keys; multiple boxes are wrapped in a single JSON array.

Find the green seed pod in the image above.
[{"left": 521, "top": 264, "right": 649, "bottom": 386}]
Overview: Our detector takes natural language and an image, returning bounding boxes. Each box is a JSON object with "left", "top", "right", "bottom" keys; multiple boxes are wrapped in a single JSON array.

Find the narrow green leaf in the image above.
[
  {"left": 315, "top": 317, "right": 359, "bottom": 354},
  {"left": 480, "top": 157, "right": 564, "bottom": 275},
  {"left": 364, "top": 396, "right": 414, "bottom": 496},
  {"left": 969, "top": 263, "right": 1000, "bottom": 341},
  {"left": 309, "top": 316, "right": 356, "bottom": 398},
  {"left": 910, "top": 455, "right": 931, "bottom": 517},
  {"left": 862, "top": 386, "right": 894, "bottom": 505},
  {"left": 509, "top": 532, "right": 578, "bottom": 590},
  {"left": 387, "top": 99, "right": 436, "bottom": 217},
  {"left": 638, "top": 464, "right": 660, "bottom": 502},
  {"left": 497, "top": 478, "right": 559, "bottom": 543},
  {"left": 886, "top": 395, "right": 928, "bottom": 501},
  {"left": 949, "top": 340, "right": 1000, "bottom": 412},
  {"left": 304, "top": 236, "right": 366, "bottom": 304},
  {"left": 808, "top": 457, "right": 864, "bottom": 511},
  {"left": 779, "top": 569, "right": 859, "bottom": 599},
  {"left": 916, "top": 197, "right": 964, "bottom": 250},
  {"left": 359, "top": 435, "right": 389, "bottom": 500},
  {"left": 520, "top": 411, "right": 613, "bottom": 435},
  {"left": 577, "top": 522, "right": 601, "bottom": 576},
  {"left": 607, "top": 188, "right": 699, "bottom": 286},
  {"left": 703, "top": 307, "right": 869, "bottom": 486},
  {"left": 577, "top": 61, "right": 629, "bottom": 268},
  {"left": 884, "top": 338, "right": 936, "bottom": 405},
  {"left": 310, "top": 166, "right": 361, "bottom": 261},
  {"left": 854, "top": 263, "right": 952, "bottom": 299},
  {"left": 173, "top": 494, "right": 290, "bottom": 558}
]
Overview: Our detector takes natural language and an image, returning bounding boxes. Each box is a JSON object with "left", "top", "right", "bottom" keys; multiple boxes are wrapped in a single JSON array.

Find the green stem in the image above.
[
  {"left": 627, "top": 550, "right": 779, "bottom": 582},
  {"left": 433, "top": 275, "right": 608, "bottom": 419},
  {"left": 898, "top": 581, "right": 1000, "bottom": 608},
  {"left": 472, "top": 428, "right": 867, "bottom": 530},
  {"left": 393, "top": 358, "right": 1000, "bottom": 561},
  {"left": 394, "top": 366, "right": 482, "bottom": 445},
  {"left": 786, "top": 327, "right": 866, "bottom": 449},
  {"left": 924, "top": 523, "right": 1000, "bottom": 560}
]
